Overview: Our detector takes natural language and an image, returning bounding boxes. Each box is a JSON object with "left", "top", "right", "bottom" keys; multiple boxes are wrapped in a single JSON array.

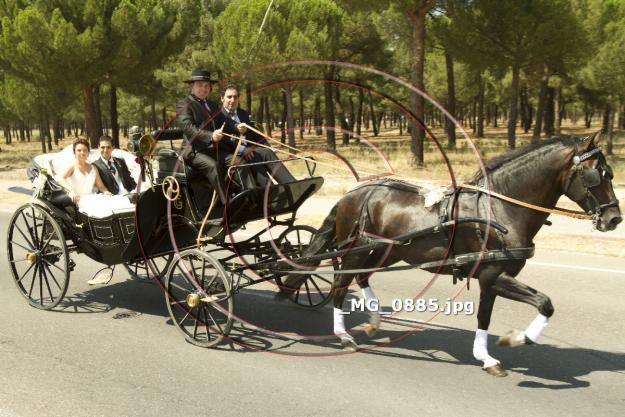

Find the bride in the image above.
[{"left": 59, "top": 138, "right": 135, "bottom": 218}]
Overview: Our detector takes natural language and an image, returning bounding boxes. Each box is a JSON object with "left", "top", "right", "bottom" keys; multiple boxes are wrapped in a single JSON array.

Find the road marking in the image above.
[{"left": 527, "top": 260, "right": 625, "bottom": 274}]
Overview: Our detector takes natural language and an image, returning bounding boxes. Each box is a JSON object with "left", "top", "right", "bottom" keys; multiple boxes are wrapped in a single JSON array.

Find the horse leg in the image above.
[
  {"left": 332, "top": 272, "right": 359, "bottom": 351},
  {"left": 490, "top": 272, "right": 554, "bottom": 347},
  {"left": 357, "top": 276, "right": 381, "bottom": 337},
  {"left": 472, "top": 291, "right": 508, "bottom": 377}
]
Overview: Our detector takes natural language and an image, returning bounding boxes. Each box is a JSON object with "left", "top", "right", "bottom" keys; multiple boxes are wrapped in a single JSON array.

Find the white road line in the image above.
[{"left": 527, "top": 260, "right": 625, "bottom": 274}]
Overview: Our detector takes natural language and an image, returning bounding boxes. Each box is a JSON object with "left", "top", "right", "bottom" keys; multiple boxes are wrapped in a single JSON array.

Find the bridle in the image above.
[{"left": 563, "top": 144, "right": 619, "bottom": 226}]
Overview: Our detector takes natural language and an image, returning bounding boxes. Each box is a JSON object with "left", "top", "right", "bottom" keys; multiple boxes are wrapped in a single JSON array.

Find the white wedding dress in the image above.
[{"left": 69, "top": 165, "right": 135, "bottom": 218}]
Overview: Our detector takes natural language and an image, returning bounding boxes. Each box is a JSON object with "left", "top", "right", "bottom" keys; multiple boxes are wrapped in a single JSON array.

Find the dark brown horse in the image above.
[{"left": 283, "top": 133, "right": 621, "bottom": 376}]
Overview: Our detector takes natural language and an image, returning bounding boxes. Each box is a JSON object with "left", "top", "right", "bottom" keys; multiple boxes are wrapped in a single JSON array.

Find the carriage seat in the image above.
[{"left": 156, "top": 148, "right": 202, "bottom": 184}]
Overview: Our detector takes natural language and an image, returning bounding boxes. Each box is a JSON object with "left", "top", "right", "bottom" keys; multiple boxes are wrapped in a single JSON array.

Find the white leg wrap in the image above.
[
  {"left": 524, "top": 314, "right": 549, "bottom": 343},
  {"left": 473, "top": 329, "right": 500, "bottom": 368},
  {"left": 362, "top": 286, "right": 380, "bottom": 312},
  {"left": 334, "top": 307, "right": 348, "bottom": 338}
]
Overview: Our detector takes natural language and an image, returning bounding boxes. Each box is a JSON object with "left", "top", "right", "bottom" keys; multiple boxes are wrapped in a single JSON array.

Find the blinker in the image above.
[{"left": 583, "top": 168, "right": 601, "bottom": 188}]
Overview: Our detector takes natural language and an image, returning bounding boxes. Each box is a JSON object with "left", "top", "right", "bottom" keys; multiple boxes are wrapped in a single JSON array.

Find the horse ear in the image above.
[{"left": 580, "top": 130, "right": 602, "bottom": 151}]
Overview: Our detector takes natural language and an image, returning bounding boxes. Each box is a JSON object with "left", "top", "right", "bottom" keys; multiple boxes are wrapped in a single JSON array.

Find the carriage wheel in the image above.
[
  {"left": 124, "top": 254, "right": 174, "bottom": 281},
  {"left": 6, "top": 203, "right": 70, "bottom": 310},
  {"left": 274, "top": 225, "right": 337, "bottom": 310},
  {"left": 165, "top": 249, "right": 233, "bottom": 348}
]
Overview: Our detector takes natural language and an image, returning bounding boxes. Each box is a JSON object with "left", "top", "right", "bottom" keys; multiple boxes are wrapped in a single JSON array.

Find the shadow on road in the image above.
[{"left": 50, "top": 280, "right": 625, "bottom": 388}]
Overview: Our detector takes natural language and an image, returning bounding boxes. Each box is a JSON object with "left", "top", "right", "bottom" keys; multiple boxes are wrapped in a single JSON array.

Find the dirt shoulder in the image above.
[{"left": 2, "top": 173, "right": 625, "bottom": 258}]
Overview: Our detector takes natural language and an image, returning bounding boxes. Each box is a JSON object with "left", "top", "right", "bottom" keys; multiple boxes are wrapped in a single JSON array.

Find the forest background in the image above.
[{"left": 1, "top": 0, "right": 624, "bottom": 182}]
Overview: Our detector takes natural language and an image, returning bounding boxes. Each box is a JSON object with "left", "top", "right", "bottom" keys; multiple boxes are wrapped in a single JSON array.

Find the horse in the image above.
[{"left": 281, "top": 133, "right": 621, "bottom": 376}]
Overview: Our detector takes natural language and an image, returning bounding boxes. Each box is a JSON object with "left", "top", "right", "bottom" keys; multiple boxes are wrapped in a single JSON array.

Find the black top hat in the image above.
[{"left": 184, "top": 69, "right": 218, "bottom": 84}]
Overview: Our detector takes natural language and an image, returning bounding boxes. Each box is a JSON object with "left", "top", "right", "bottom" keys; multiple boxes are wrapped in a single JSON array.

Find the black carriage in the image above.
[{"left": 6, "top": 129, "right": 333, "bottom": 347}]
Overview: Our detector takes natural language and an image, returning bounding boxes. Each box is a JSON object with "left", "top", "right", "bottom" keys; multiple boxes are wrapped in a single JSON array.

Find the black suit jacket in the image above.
[
  {"left": 175, "top": 95, "right": 237, "bottom": 157},
  {"left": 93, "top": 157, "right": 137, "bottom": 195},
  {"left": 220, "top": 107, "right": 266, "bottom": 146}
]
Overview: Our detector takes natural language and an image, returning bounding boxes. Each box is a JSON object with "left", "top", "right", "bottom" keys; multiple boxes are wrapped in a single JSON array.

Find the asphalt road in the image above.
[{"left": 0, "top": 208, "right": 624, "bottom": 417}]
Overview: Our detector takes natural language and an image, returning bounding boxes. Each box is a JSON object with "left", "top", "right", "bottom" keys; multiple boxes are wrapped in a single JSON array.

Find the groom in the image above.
[{"left": 92, "top": 135, "right": 137, "bottom": 195}]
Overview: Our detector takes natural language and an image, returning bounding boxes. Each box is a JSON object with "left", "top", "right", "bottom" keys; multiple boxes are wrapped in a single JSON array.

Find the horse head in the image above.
[{"left": 562, "top": 132, "right": 622, "bottom": 231}]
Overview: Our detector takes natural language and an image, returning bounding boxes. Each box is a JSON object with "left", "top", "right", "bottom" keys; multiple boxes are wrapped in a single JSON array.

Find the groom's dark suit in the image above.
[{"left": 93, "top": 157, "right": 137, "bottom": 195}]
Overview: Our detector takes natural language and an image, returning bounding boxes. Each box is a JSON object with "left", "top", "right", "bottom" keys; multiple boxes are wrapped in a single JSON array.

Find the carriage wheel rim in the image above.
[{"left": 7, "top": 203, "right": 70, "bottom": 310}]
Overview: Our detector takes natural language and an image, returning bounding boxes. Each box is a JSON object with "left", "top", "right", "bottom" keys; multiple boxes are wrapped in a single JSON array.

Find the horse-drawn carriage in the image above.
[
  {"left": 7, "top": 129, "right": 622, "bottom": 376},
  {"left": 6, "top": 128, "right": 331, "bottom": 347}
]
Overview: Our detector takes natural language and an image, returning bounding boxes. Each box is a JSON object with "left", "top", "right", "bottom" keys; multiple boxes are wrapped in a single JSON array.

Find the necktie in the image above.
[{"left": 108, "top": 160, "right": 116, "bottom": 175}]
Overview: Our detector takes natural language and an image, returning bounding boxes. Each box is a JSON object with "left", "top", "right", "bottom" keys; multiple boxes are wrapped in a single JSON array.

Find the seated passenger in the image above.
[
  {"left": 218, "top": 84, "right": 296, "bottom": 187},
  {"left": 92, "top": 135, "right": 137, "bottom": 196},
  {"left": 59, "top": 138, "right": 134, "bottom": 218}
]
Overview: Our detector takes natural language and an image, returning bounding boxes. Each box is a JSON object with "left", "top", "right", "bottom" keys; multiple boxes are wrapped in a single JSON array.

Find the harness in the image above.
[
  {"left": 334, "top": 179, "right": 531, "bottom": 289},
  {"left": 563, "top": 144, "right": 619, "bottom": 228}
]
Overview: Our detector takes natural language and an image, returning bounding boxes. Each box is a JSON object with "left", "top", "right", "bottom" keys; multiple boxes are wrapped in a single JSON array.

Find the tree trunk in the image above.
[
  {"left": 607, "top": 101, "right": 614, "bottom": 155},
  {"left": 150, "top": 98, "right": 157, "bottom": 131},
  {"left": 299, "top": 88, "right": 305, "bottom": 140},
  {"left": 520, "top": 85, "right": 529, "bottom": 133},
  {"left": 38, "top": 119, "right": 47, "bottom": 154},
  {"left": 324, "top": 71, "right": 336, "bottom": 150},
  {"left": 281, "top": 90, "right": 287, "bottom": 144},
  {"left": 83, "top": 85, "right": 100, "bottom": 147},
  {"left": 554, "top": 86, "right": 563, "bottom": 136},
  {"left": 584, "top": 103, "right": 593, "bottom": 128},
  {"left": 110, "top": 83, "right": 120, "bottom": 148},
  {"left": 246, "top": 83, "right": 252, "bottom": 115},
  {"left": 52, "top": 118, "right": 60, "bottom": 145},
  {"left": 602, "top": 103, "right": 611, "bottom": 135},
  {"left": 263, "top": 96, "right": 271, "bottom": 137},
  {"left": 334, "top": 84, "right": 350, "bottom": 146},
  {"left": 445, "top": 51, "right": 456, "bottom": 149},
  {"left": 348, "top": 94, "right": 355, "bottom": 142},
  {"left": 543, "top": 86, "right": 555, "bottom": 137},
  {"left": 257, "top": 94, "right": 265, "bottom": 126},
  {"left": 368, "top": 92, "right": 378, "bottom": 136},
  {"left": 356, "top": 88, "right": 363, "bottom": 142},
  {"left": 507, "top": 64, "right": 520, "bottom": 148},
  {"left": 493, "top": 104, "right": 498, "bottom": 128},
  {"left": 19, "top": 120, "right": 26, "bottom": 142},
  {"left": 532, "top": 67, "right": 549, "bottom": 143},
  {"left": 409, "top": 5, "right": 430, "bottom": 165},
  {"left": 93, "top": 85, "right": 103, "bottom": 141},
  {"left": 314, "top": 96, "right": 322, "bottom": 135},
  {"left": 284, "top": 89, "right": 296, "bottom": 149}
]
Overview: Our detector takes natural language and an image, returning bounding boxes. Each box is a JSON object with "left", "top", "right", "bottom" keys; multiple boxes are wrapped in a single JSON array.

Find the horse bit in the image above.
[{"left": 563, "top": 145, "right": 619, "bottom": 227}]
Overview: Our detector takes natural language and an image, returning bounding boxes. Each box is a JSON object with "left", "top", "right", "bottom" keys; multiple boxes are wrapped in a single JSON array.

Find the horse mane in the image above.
[{"left": 470, "top": 136, "right": 580, "bottom": 183}]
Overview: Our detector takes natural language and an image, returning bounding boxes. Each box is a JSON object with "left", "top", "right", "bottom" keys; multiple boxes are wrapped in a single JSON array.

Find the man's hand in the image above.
[
  {"left": 236, "top": 123, "right": 248, "bottom": 134},
  {"left": 241, "top": 146, "right": 254, "bottom": 161},
  {"left": 70, "top": 192, "right": 80, "bottom": 204},
  {"left": 212, "top": 122, "right": 225, "bottom": 142}
]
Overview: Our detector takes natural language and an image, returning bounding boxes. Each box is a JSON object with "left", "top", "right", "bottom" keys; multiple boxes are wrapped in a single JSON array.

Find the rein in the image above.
[
  {"left": 456, "top": 183, "right": 592, "bottom": 220},
  {"left": 230, "top": 126, "right": 610, "bottom": 221}
]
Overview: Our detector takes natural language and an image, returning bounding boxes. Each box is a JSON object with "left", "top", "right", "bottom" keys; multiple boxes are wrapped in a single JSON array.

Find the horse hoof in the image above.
[
  {"left": 497, "top": 330, "right": 525, "bottom": 347},
  {"left": 483, "top": 364, "right": 508, "bottom": 377},
  {"left": 363, "top": 323, "right": 379, "bottom": 337},
  {"left": 340, "top": 338, "right": 358, "bottom": 352}
]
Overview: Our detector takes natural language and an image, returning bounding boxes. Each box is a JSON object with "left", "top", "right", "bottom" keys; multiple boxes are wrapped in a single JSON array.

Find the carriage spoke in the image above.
[
  {"left": 309, "top": 276, "right": 323, "bottom": 294},
  {"left": 16, "top": 262, "right": 36, "bottom": 284},
  {"left": 38, "top": 264, "right": 44, "bottom": 305},
  {"left": 201, "top": 306, "right": 212, "bottom": 339},
  {"left": 10, "top": 239, "right": 34, "bottom": 253},
  {"left": 41, "top": 265, "right": 56, "bottom": 304},
  {"left": 205, "top": 305, "right": 225, "bottom": 335},
  {"left": 19, "top": 211, "right": 37, "bottom": 245},
  {"left": 30, "top": 206, "right": 40, "bottom": 244},
  {"left": 192, "top": 308, "right": 200, "bottom": 338},
  {"left": 42, "top": 262, "right": 63, "bottom": 291},
  {"left": 13, "top": 224, "right": 35, "bottom": 250},
  {"left": 27, "top": 263, "right": 39, "bottom": 297},
  {"left": 311, "top": 274, "right": 333, "bottom": 286},
  {"left": 41, "top": 257, "right": 66, "bottom": 274},
  {"left": 304, "top": 281, "right": 313, "bottom": 306}
]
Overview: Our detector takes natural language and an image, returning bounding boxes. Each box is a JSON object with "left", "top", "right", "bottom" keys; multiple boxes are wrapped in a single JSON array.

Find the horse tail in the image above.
[{"left": 281, "top": 203, "right": 339, "bottom": 291}]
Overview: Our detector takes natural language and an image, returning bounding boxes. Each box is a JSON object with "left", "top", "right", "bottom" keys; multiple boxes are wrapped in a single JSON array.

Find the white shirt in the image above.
[
  {"left": 100, "top": 156, "right": 127, "bottom": 195},
  {"left": 225, "top": 108, "right": 247, "bottom": 155}
]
